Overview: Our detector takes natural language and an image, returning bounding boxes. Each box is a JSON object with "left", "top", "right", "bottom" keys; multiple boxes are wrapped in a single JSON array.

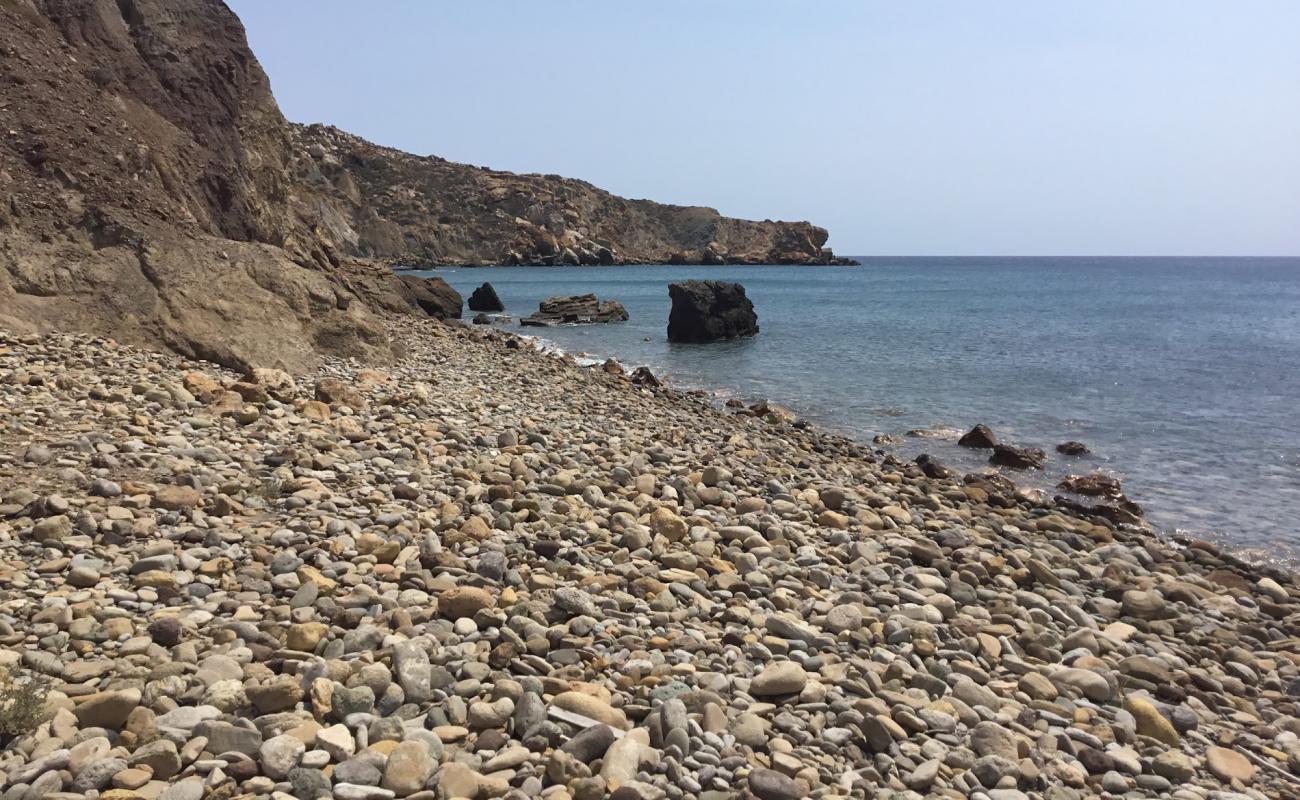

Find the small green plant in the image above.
[
  {"left": 250, "top": 477, "right": 285, "bottom": 500},
  {"left": 0, "top": 668, "right": 52, "bottom": 745}
]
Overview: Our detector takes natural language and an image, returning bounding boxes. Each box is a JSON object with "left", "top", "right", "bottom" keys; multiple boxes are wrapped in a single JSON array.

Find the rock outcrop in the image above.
[
  {"left": 0, "top": 0, "right": 457, "bottom": 370},
  {"left": 468, "top": 283, "right": 505, "bottom": 312},
  {"left": 0, "top": 0, "right": 851, "bottom": 369},
  {"left": 667, "top": 281, "right": 760, "bottom": 342},
  {"left": 521, "top": 295, "right": 629, "bottom": 327}
]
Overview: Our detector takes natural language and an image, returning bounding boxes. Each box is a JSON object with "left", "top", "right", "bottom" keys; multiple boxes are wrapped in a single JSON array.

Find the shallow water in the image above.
[{"left": 414, "top": 257, "right": 1300, "bottom": 561}]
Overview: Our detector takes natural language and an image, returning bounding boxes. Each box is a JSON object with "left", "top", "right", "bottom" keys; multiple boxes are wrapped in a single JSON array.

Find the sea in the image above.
[{"left": 413, "top": 257, "right": 1300, "bottom": 563}]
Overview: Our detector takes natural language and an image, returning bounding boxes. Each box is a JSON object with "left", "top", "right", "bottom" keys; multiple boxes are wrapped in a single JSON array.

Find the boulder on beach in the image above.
[
  {"left": 397, "top": 275, "right": 463, "bottom": 319},
  {"left": 520, "top": 294, "right": 628, "bottom": 326},
  {"left": 467, "top": 282, "right": 505, "bottom": 312},
  {"left": 630, "top": 366, "right": 661, "bottom": 387},
  {"left": 667, "top": 280, "right": 759, "bottom": 343},
  {"left": 915, "top": 453, "right": 956, "bottom": 479}
]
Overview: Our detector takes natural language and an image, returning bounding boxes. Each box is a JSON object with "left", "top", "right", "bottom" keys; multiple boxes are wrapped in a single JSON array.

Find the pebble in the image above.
[
  {"left": 749, "top": 661, "right": 808, "bottom": 696},
  {"left": 0, "top": 325, "right": 1293, "bottom": 800}
]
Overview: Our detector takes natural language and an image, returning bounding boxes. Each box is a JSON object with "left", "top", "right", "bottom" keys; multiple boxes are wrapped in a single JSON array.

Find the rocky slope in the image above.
[{"left": 0, "top": 0, "right": 850, "bottom": 373}]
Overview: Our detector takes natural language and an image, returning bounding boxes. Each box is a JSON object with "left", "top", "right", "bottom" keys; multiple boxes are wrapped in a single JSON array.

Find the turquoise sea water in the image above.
[{"left": 414, "top": 257, "right": 1300, "bottom": 561}]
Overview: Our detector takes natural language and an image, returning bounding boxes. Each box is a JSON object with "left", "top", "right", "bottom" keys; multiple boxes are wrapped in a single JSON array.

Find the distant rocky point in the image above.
[{"left": 295, "top": 124, "right": 857, "bottom": 268}]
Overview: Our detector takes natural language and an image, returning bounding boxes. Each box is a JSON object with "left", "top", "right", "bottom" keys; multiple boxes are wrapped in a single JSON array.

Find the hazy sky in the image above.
[{"left": 230, "top": 1, "right": 1300, "bottom": 256}]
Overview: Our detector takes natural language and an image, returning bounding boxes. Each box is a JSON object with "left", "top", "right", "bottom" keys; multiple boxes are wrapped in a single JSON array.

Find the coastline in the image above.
[
  {"left": 430, "top": 257, "right": 1300, "bottom": 563},
  {"left": 1, "top": 318, "right": 1295, "bottom": 798},
  {"left": 481, "top": 316, "right": 1287, "bottom": 570}
]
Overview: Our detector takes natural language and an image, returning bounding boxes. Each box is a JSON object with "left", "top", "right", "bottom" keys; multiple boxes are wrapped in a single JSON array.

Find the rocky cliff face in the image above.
[
  {"left": 0, "top": 0, "right": 848, "bottom": 370},
  {"left": 288, "top": 125, "right": 853, "bottom": 267}
]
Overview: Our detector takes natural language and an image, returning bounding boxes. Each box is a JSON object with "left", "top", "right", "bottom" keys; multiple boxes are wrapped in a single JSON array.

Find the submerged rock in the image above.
[{"left": 667, "top": 280, "right": 759, "bottom": 342}]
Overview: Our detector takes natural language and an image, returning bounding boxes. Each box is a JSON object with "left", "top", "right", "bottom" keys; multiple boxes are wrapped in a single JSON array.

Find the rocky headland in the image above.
[
  {"left": 291, "top": 125, "right": 856, "bottom": 270},
  {"left": 1, "top": 317, "right": 1298, "bottom": 800}
]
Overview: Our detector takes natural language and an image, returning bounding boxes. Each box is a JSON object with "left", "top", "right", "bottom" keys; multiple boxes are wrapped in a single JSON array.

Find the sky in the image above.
[{"left": 230, "top": 1, "right": 1300, "bottom": 256}]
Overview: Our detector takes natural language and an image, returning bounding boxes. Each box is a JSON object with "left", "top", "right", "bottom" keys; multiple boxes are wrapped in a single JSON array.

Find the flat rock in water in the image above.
[{"left": 521, "top": 294, "right": 628, "bottom": 326}]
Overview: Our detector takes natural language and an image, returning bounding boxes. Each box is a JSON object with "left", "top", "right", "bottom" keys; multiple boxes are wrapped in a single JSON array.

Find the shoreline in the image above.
[
  {"left": 485, "top": 318, "right": 1290, "bottom": 572},
  {"left": 0, "top": 319, "right": 1296, "bottom": 798}
]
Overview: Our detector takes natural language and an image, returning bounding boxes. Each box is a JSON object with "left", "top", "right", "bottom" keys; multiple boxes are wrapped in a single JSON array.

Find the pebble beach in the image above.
[{"left": 1, "top": 317, "right": 1297, "bottom": 800}]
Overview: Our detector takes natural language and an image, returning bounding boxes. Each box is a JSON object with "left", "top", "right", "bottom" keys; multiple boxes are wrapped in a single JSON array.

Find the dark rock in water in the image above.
[
  {"left": 1057, "top": 441, "right": 1090, "bottom": 455},
  {"left": 958, "top": 424, "right": 998, "bottom": 449},
  {"left": 872, "top": 434, "right": 899, "bottom": 446},
  {"left": 472, "top": 313, "right": 492, "bottom": 325},
  {"left": 468, "top": 282, "right": 504, "bottom": 312},
  {"left": 1058, "top": 472, "right": 1122, "bottom": 498},
  {"left": 397, "top": 275, "right": 462, "bottom": 319},
  {"left": 521, "top": 294, "right": 628, "bottom": 326},
  {"left": 989, "top": 443, "right": 1046, "bottom": 469},
  {"left": 667, "top": 280, "right": 758, "bottom": 343},
  {"left": 915, "top": 454, "right": 956, "bottom": 479}
]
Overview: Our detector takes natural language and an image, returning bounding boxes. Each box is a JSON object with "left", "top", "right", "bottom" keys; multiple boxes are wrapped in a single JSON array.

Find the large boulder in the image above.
[
  {"left": 667, "top": 281, "right": 758, "bottom": 342},
  {"left": 521, "top": 294, "right": 628, "bottom": 326},
  {"left": 396, "top": 275, "right": 462, "bottom": 319},
  {"left": 467, "top": 282, "right": 505, "bottom": 312}
]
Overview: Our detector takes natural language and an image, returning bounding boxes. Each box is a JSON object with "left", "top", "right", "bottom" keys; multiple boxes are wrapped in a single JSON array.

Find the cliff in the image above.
[
  {"left": 0, "top": 0, "right": 849, "bottom": 371},
  {"left": 288, "top": 124, "right": 853, "bottom": 267}
]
